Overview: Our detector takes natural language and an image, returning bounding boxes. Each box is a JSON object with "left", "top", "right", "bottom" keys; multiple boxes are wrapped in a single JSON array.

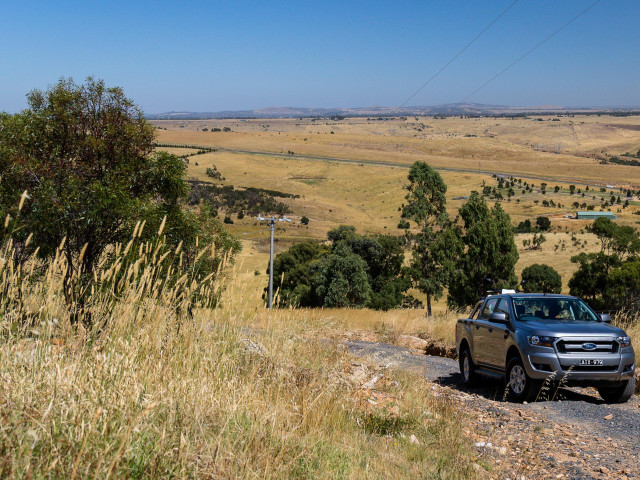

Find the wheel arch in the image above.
[{"left": 506, "top": 345, "right": 521, "bottom": 364}]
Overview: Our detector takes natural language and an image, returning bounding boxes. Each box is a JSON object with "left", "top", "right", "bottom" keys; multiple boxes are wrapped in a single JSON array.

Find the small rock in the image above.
[
  {"left": 475, "top": 441, "right": 492, "bottom": 448},
  {"left": 599, "top": 466, "right": 610, "bottom": 474},
  {"left": 363, "top": 373, "right": 383, "bottom": 389},
  {"left": 603, "top": 414, "right": 613, "bottom": 421},
  {"left": 396, "top": 335, "right": 428, "bottom": 350},
  {"left": 410, "top": 434, "right": 419, "bottom": 445},
  {"left": 238, "top": 339, "right": 268, "bottom": 357}
]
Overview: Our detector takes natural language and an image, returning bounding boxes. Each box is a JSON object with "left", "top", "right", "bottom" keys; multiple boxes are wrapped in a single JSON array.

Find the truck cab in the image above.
[{"left": 456, "top": 292, "right": 636, "bottom": 403}]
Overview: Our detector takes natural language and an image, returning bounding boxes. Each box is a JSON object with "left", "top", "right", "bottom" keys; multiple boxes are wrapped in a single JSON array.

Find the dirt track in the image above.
[{"left": 345, "top": 340, "right": 640, "bottom": 479}]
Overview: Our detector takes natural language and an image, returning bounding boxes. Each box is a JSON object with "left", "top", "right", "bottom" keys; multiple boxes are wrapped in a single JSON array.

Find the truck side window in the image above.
[
  {"left": 470, "top": 302, "right": 483, "bottom": 319},
  {"left": 495, "top": 298, "right": 510, "bottom": 321},
  {"left": 479, "top": 298, "right": 498, "bottom": 319}
]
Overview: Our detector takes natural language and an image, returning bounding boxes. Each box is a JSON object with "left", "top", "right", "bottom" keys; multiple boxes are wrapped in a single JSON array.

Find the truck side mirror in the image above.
[
  {"left": 599, "top": 313, "right": 611, "bottom": 323},
  {"left": 489, "top": 312, "right": 508, "bottom": 324}
]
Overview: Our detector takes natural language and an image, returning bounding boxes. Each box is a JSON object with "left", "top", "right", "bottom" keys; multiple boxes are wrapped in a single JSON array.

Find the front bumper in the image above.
[{"left": 525, "top": 348, "right": 635, "bottom": 382}]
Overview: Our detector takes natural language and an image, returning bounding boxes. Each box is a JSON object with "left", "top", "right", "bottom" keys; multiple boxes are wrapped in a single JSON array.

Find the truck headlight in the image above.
[
  {"left": 528, "top": 336, "right": 555, "bottom": 348},
  {"left": 618, "top": 336, "right": 632, "bottom": 348}
]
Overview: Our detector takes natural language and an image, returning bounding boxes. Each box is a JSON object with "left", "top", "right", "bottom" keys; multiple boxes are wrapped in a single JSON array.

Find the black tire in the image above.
[
  {"left": 459, "top": 347, "right": 479, "bottom": 386},
  {"left": 505, "top": 356, "right": 542, "bottom": 403},
  {"left": 598, "top": 376, "right": 635, "bottom": 404}
]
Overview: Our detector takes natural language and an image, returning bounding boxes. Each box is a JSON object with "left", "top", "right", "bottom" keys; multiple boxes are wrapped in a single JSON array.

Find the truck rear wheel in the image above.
[
  {"left": 459, "top": 347, "right": 478, "bottom": 386},
  {"left": 597, "top": 376, "right": 635, "bottom": 404},
  {"left": 506, "top": 356, "right": 541, "bottom": 403}
]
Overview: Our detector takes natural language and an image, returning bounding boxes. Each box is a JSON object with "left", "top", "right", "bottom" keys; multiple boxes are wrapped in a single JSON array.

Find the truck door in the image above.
[
  {"left": 486, "top": 298, "right": 511, "bottom": 370},
  {"left": 474, "top": 297, "right": 498, "bottom": 366}
]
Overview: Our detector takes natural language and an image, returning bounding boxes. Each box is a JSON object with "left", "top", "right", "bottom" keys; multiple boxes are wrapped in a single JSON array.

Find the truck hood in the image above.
[{"left": 517, "top": 319, "right": 627, "bottom": 337}]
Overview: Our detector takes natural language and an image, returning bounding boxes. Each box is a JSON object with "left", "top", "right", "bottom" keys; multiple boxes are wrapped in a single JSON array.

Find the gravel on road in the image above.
[{"left": 344, "top": 339, "right": 640, "bottom": 480}]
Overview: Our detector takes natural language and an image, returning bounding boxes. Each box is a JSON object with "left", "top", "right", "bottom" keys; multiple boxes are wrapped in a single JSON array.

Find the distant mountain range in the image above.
[{"left": 146, "top": 102, "right": 640, "bottom": 120}]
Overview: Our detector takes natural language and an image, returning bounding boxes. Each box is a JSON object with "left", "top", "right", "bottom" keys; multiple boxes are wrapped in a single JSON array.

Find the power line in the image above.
[
  {"left": 401, "top": 0, "right": 519, "bottom": 107},
  {"left": 460, "top": 0, "right": 602, "bottom": 103}
]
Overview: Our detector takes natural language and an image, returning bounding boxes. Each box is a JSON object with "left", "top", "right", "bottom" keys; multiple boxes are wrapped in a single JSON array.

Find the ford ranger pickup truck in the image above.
[{"left": 456, "top": 293, "right": 636, "bottom": 403}]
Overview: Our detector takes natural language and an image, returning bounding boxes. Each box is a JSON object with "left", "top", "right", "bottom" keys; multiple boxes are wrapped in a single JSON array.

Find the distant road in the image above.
[{"left": 161, "top": 143, "right": 613, "bottom": 189}]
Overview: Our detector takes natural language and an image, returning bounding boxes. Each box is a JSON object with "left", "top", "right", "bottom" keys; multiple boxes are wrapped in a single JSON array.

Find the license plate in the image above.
[{"left": 579, "top": 359, "right": 603, "bottom": 366}]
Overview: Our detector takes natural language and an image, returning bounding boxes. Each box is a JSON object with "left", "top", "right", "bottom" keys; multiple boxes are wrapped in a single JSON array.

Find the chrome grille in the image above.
[{"left": 556, "top": 339, "right": 618, "bottom": 354}]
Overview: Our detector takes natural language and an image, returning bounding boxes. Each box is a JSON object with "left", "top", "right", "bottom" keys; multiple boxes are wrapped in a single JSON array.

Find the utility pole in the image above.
[{"left": 257, "top": 215, "right": 291, "bottom": 309}]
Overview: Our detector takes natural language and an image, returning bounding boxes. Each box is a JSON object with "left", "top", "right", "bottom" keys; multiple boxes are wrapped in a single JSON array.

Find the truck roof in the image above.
[{"left": 483, "top": 293, "right": 578, "bottom": 300}]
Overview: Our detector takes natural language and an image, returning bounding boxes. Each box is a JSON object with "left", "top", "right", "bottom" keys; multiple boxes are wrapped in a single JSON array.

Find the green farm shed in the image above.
[{"left": 576, "top": 211, "right": 617, "bottom": 220}]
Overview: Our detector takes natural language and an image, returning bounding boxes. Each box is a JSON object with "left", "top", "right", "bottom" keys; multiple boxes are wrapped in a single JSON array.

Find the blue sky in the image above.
[{"left": 1, "top": 0, "right": 638, "bottom": 113}]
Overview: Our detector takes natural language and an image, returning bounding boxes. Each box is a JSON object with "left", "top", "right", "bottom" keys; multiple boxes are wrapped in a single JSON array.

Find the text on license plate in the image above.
[{"left": 579, "top": 359, "right": 603, "bottom": 366}]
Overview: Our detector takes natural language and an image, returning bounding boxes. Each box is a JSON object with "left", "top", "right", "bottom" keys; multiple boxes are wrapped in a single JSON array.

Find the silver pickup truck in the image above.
[{"left": 456, "top": 292, "right": 636, "bottom": 403}]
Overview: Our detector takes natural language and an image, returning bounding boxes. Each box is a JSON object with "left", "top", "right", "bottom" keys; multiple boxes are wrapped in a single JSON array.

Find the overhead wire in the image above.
[
  {"left": 460, "top": 0, "right": 602, "bottom": 103},
  {"left": 401, "top": 0, "right": 519, "bottom": 107}
]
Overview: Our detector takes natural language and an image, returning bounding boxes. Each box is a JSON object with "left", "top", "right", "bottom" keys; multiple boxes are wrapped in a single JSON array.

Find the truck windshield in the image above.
[{"left": 511, "top": 297, "right": 599, "bottom": 322}]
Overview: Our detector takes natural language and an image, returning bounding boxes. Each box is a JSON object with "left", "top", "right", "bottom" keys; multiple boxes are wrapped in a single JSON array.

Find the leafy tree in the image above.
[
  {"left": 267, "top": 227, "right": 409, "bottom": 310},
  {"left": 0, "top": 78, "right": 191, "bottom": 277},
  {"left": 589, "top": 217, "right": 640, "bottom": 260},
  {"left": 401, "top": 161, "right": 451, "bottom": 315},
  {"left": 568, "top": 252, "right": 622, "bottom": 309},
  {"left": 401, "top": 162, "right": 447, "bottom": 226},
  {"left": 267, "top": 241, "right": 330, "bottom": 306},
  {"left": 521, "top": 264, "right": 562, "bottom": 293},
  {"left": 327, "top": 227, "right": 409, "bottom": 310},
  {"left": 516, "top": 219, "right": 533, "bottom": 233},
  {"left": 363, "top": 235, "right": 410, "bottom": 310},
  {"left": 310, "top": 243, "right": 372, "bottom": 308},
  {"left": 409, "top": 225, "right": 462, "bottom": 314},
  {"left": 606, "top": 261, "right": 640, "bottom": 311},
  {"left": 536, "top": 216, "right": 551, "bottom": 231},
  {"left": 0, "top": 78, "right": 240, "bottom": 323},
  {"left": 531, "top": 232, "right": 546, "bottom": 250},
  {"left": 448, "top": 192, "right": 519, "bottom": 308},
  {"left": 327, "top": 225, "right": 358, "bottom": 243},
  {"left": 301, "top": 216, "right": 310, "bottom": 225},
  {"left": 568, "top": 218, "right": 640, "bottom": 310}
]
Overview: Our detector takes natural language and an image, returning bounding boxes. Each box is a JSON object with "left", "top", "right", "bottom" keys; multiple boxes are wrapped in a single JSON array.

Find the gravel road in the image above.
[{"left": 345, "top": 339, "right": 640, "bottom": 479}]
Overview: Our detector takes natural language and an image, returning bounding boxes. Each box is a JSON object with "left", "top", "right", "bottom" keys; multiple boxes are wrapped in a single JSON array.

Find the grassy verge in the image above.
[{"left": 0, "top": 250, "right": 482, "bottom": 479}]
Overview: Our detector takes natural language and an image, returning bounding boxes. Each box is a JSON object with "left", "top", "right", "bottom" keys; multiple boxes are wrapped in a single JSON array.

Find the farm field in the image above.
[{"left": 153, "top": 114, "right": 640, "bottom": 309}]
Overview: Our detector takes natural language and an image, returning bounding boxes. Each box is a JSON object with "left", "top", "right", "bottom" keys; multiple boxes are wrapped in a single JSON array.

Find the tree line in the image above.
[
  {"left": 270, "top": 161, "right": 640, "bottom": 315},
  {"left": 268, "top": 162, "right": 522, "bottom": 313}
]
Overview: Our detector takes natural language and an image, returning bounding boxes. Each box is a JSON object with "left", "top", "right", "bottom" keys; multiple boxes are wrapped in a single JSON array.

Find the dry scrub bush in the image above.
[{"left": 0, "top": 227, "right": 481, "bottom": 478}]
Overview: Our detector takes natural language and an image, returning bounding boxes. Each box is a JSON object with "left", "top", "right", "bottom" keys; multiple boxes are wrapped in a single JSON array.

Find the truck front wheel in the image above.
[
  {"left": 597, "top": 376, "right": 635, "bottom": 404},
  {"left": 506, "top": 356, "right": 541, "bottom": 403}
]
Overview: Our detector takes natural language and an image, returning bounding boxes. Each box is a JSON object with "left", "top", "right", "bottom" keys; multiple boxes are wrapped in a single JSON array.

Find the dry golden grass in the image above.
[
  {"left": 154, "top": 115, "right": 640, "bottom": 187},
  {"left": 515, "top": 232, "right": 601, "bottom": 293},
  {"left": 0, "top": 230, "right": 483, "bottom": 479}
]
